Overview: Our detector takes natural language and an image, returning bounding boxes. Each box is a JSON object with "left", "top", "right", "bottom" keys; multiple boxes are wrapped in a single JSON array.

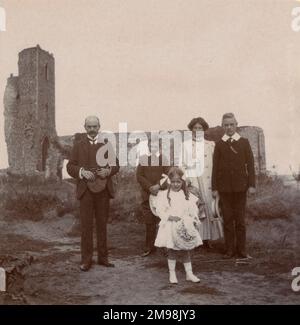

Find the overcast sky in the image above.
[{"left": 0, "top": 0, "right": 299, "bottom": 174}]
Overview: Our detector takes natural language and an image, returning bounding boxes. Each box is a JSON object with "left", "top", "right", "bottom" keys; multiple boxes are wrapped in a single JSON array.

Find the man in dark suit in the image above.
[
  {"left": 67, "top": 116, "right": 119, "bottom": 271},
  {"left": 212, "top": 113, "right": 256, "bottom": 259},
  {"left": 136, "top": 142, "right": 170, "bottom": 257}
]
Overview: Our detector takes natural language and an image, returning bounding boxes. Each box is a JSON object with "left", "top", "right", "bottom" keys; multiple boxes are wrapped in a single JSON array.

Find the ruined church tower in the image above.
[
  {"left": 3, "top": 45, "right": 267, "bottom": 180},
  {"left": 4, "top": 45, "right": 57, "bottom": 176}
]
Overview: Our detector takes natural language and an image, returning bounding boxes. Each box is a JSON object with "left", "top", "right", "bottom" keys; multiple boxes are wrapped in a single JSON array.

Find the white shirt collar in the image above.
[
  {"left": 222, "top": 132, "right": 241, "bottom": 142},
  {"left": 87, "top": 134, "right": 99, "bottom": 142}
]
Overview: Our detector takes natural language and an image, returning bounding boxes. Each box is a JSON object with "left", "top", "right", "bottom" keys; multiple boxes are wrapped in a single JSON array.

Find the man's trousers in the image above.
[
  {"left": 219, "top": 191, "right": 247, "bottom": 255},
  {"left": 80, "top": 188, "right": 110, "bottom": 264}
]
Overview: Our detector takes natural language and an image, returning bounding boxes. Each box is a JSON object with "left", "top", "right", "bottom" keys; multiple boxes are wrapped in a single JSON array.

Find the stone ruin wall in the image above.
[
  {"left": 3, "top": 46, "right": 56, "bottom": 177},
  {"left": 2, "top": 45, "right": 267, "bottom": 219}
]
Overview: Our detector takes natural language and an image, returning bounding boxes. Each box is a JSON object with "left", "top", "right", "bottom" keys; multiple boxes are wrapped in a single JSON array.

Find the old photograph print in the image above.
[{"left": 0, "top": 0, "right": 300, "bottom": 305}]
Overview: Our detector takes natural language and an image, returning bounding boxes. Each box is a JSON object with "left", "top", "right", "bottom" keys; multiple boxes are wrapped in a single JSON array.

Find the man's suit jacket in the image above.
[
  {"left": 136, "top": 154, "right": 170, "bottom": 202},
  {"left": 67, "top": 135, "right": 120, "bottom": 200},
  {"left": 212, "top": 137, "right": 255, "bottom": 193}
]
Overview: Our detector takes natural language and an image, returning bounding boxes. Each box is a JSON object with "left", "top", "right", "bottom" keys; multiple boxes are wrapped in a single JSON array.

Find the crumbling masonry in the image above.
[{"left": 3, "top": 45, "right": 266, "bottom": 180}]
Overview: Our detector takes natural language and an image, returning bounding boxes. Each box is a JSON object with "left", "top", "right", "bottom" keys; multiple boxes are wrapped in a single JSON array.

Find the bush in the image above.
[
  {"left": 0, "top": 175, "right": 78, "bottom": 221},
  {"left": 246, "top": 175, "right": 300, "bottom": 220},
  {"left": 249, "top": 174, "right": 285, "bottom": 198},
  {"left": 3, "top": 191, "right": 59, "bottom": 221}
]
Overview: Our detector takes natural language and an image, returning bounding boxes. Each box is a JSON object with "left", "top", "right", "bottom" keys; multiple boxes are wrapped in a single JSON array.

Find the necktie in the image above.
[
  {"left": 89, "top": 138, "right": 97, "bottom": 145},
  {"left": 228, "top": 138, "right": 238, "bottom": 154}
]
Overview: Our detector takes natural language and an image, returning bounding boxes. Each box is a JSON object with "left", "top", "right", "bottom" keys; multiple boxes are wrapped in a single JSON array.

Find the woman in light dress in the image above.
[{"left": 180, "top": 117, "right": 223, "bottom": 249}]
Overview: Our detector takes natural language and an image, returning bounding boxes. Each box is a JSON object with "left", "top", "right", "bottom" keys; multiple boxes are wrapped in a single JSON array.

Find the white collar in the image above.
[
  {"left": 87, "top": 134, "right": 99, "bottom": 142},
  {"left": 222, "top": 132, "right": 241, "bottom": 142}
]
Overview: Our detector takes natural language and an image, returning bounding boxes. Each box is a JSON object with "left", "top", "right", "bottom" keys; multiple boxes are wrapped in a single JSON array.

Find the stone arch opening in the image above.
[
  {"left": 62, "top": 159, "right": 69, "bottom": 179},
  {"left": 45, "top": 63, "right": 49, "bottom": 81},
  {"left": 41, "top": 136, "right": 50, "bottom": 172}
]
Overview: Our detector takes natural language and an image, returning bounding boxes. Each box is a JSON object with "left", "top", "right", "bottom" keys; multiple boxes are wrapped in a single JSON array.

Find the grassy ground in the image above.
[{"left": 0, "top": 175, "right": 299, "bottom": 304}]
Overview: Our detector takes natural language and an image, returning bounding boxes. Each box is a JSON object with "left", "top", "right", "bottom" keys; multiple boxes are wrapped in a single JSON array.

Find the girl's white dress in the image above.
[{"left": 154, "top": 189, "right": 203, "bottom": 250}]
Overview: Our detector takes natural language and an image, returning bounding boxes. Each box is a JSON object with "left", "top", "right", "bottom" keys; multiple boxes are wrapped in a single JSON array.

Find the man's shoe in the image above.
[
  {"left": 223, "top": 251, "right": 235, "bottom": 259},
  {"left": 141, "top": 250, "right": 151, "bottom": 257},
  {"left": 236, "top": 252, "right": 252, "bottom": 259},
  {"left": 141, "top": 248, "right": 156, "bottom": 257},
  {"left": 98, "top": 260, "right": 115, "bottom": 267},
  {"left": 80, "top": 263, "right": 91, "bottom": 272}
]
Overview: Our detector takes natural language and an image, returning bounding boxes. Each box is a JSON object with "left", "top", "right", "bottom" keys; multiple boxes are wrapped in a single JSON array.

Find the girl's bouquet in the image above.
[{"left": 172, "top": 216, "right": 202, "bottom": 250}]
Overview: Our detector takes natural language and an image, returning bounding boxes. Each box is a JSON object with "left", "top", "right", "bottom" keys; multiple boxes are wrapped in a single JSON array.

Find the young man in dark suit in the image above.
[
  {"left": 67, "top": 116, "right": 119, "bottom": 271},
  {"left": 212, "top": 113, "right": 256, "bottom": 259}
]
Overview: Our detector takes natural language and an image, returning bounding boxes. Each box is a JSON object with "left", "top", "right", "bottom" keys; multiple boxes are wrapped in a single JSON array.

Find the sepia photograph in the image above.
[{"left": 0, "top": 0, "right": 299, "bottom": 310}]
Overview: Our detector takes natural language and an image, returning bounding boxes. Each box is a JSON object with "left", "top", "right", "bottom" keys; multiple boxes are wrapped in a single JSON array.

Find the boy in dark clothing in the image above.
[
  {"left": 136, "top": 149, "right": 170, "bottom": 257},
  {"left": 212, "top": 113, "right": 256, "bottom": 259}
]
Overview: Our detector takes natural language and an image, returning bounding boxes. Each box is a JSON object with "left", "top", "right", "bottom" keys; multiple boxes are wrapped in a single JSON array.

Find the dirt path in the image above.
[{"left": 0, "top": 217, "right": 299, "bottom": 305}]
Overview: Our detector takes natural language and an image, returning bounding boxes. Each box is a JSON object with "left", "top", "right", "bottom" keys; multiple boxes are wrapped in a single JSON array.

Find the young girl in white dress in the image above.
[{"left": 154, "top": 167, "right": 203, "bottom": 284}]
